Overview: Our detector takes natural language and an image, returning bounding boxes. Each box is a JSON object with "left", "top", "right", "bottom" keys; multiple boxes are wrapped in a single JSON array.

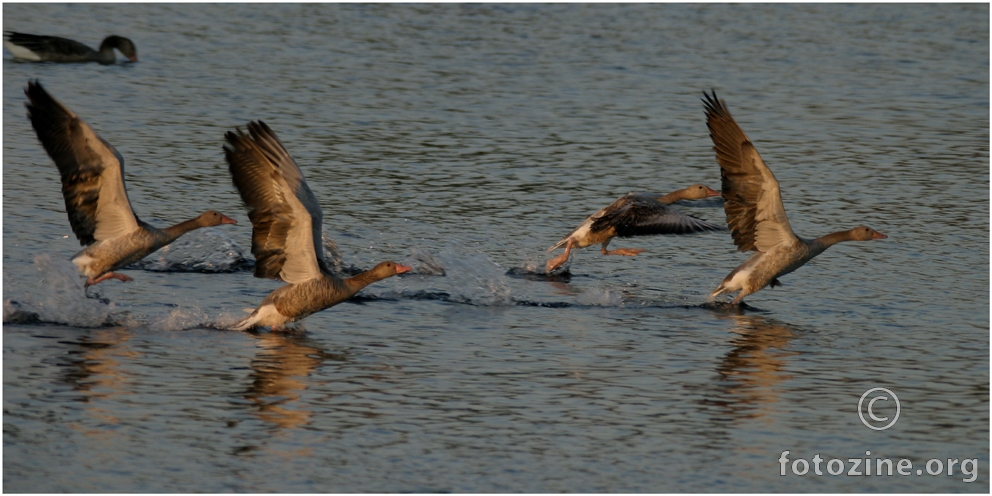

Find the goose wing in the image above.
[
  {"left": 703, "top": 91, "right": 797, "bottom": 253},
  {"left": 592, "top": 194, "right": 722, "bottom": 237},
  {"left": 25, "top": 80, "right": 139, "bottom": 246},
  {"left": 224, "top": 120, "right": 325, "bottom": 284}
]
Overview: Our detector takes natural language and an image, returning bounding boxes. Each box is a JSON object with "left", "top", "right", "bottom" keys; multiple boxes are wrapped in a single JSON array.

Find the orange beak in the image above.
[
  {"left": 396, "top": 264, "right": 413, "bottom": 274},
  {"left": 221, "top": 215, "right": 238, "bottom": 225},
  {"left": 872, "top": 231, "right": 887, "bottom": 240},
  {"left": 705, "top": 186, "right": 721, "bottom": 197}
]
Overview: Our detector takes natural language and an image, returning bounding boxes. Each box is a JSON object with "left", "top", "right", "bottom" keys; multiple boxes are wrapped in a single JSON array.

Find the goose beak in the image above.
[
  {"left": 705, "top": 186, "right": 721, "bottom": 197},
  {"left": 395, "top": 264, "right": 413, "bottom": 274},
  {"left": 128, "top": 55, "right": 138, "bottom": 62},
  {"left": 872, "top": 231, "right": 887, "bottom": 240},
  {"left": 221, "top": 215, "right": 238, "bottom": 225}
]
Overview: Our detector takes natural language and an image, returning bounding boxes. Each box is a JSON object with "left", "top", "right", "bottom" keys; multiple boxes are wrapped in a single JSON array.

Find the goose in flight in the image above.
[
  {"left": 703, "top": 90, "right": 886, "bottom": 304},
  {"left": 25, "top": 80, "right": 236, "bottom": 287},
  {"left": 545, "top": 184, "right": 723, "bottom": 273},
  {"left": 224, "top": 121, "right": 411, "bottom": 331}
]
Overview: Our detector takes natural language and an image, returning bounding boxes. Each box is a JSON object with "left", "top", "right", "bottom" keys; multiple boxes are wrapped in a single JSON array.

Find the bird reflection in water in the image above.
[
  {"left": 59, "top": 327, "right": 137, "bottom": 436},
  {"left": 710, "top": 310, "right": 801, "bottom": 422},
  {"left": 243, "top": 330, "right": 347, "bottom": 429}
]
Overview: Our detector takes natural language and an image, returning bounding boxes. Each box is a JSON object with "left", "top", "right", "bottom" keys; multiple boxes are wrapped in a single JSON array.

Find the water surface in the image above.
[{"left": 3, "top": 4, "right": 988, "bottom": 492}]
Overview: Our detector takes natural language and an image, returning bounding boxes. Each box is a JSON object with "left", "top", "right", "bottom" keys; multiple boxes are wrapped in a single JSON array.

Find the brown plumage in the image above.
[
  {"left": 703, "top": 90, "right": 886, "bottom": 304},
  {"left": 25, "top": 80, "right": 236, "bottom": 286},
  {"left": 225, "top": 121, "right": 411, "bottom": 331},
  {"left": 545, "top": 184, "right": 724, "bottom": 273}
]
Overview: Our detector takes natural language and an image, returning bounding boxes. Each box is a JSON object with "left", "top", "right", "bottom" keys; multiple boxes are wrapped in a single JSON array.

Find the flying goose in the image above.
[
  {"left": 545, "top": 184, "right": 724, "bottom": 273},
  {"left": 224, "top": 121, "right": 411, "bottom": 331},
  {"left": 25, "top": 80, "right": 236, "bottom": 286},
  {"left": 703, "top": 90, "right": 886, "bottom": 304}
]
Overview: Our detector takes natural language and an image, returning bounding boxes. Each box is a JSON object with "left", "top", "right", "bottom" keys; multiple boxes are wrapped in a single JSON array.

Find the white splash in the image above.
[
  {"left": 130, "top": 227, "right": 251, "bottom": 272},
  {"left": 436, "top": 244, "right": 513, "bottom": 306},
  {"left": 3, "top": 254, "right": 116, "bottom": 327},
  {"left": 574, "top": 287, "right": 625, "bottom": 307}
]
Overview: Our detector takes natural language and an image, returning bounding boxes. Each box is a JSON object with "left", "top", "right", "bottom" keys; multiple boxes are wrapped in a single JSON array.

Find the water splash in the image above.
[
  {"left": 321, "top": 228, "right": 363, "bottom": 276},
  {"left": 3, "top": 254, "right": 117, "bottom": 327},
  {"left": 130, "top": 227, "right": 252, "bottom": 272},
  {"left": 407, "top": 247, "right": 446, "bottom": 275},
  {"left": 436, "top": 245, "right": 512, "bottom": 305},
  {"left": 383, "top": 244, "right": 512, "bottom": 306},
  {"left": 144, "top": 307, "right": 250, "bottom": 332},
  {"left": 574, "top": 287, "right": 625, "bottom": 307}
]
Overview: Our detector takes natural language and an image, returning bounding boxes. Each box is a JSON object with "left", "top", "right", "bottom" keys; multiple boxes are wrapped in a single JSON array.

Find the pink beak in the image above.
[
  {"left": 395, "top": 264, "right": 413, "bottom": 274},
  {"left": 221, "top": 215, "right": 238, "bottom": 225},
  {"left": 873, "top": 231, "right": 887, "bottom": 240},
  {"left": 128, "top": 55, "right": 139, "bottom": 62},
  {"left": 705, "top": 186, "right": 721, "bottom": 197}
]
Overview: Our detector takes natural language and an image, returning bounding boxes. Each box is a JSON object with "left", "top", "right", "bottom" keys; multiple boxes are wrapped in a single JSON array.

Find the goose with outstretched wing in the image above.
[
  {"left": 224, "top": 121, "right": 410, "bottom": 331},
  {"left": 25, "top": 80, "right": 236, "bottom": 287},
  {"left": 703, "top": 90, "right": 886, "bottom": 304}
]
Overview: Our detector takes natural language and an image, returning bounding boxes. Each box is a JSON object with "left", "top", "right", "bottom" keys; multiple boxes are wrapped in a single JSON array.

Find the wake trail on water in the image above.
[{"left": 5, "top": 242, "right": 703, "bottom": 331}]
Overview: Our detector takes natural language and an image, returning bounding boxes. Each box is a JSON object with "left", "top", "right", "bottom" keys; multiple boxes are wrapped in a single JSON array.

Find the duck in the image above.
[
  {"left": 24, "top": 80, "right": 236, "bottom": 286},
  {"left": 4, "top": 32, "right": 137, "bottom": 64},
  {"left": 703, "top": 90, "right": 886, "bottom": 304},
  {"left": 545, "top": 184, "right": 724, "bottom": 273},
  {"left": 224, "top": 121, "right": 411, "bottom": 331}
]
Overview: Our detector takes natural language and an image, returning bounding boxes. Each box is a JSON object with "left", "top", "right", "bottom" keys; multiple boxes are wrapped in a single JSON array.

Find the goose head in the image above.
[
  {"left": 198, "top": 210, "right": 238, "bottom": 227},
  {"left": 681, "top": 184, "right": 721, "bottom": 200},
  {"left": 102, "top": 35, "right": 138, "bottom": 62},
  {"left": 849, "top": 226, "right": 887, "bottom": 241}
]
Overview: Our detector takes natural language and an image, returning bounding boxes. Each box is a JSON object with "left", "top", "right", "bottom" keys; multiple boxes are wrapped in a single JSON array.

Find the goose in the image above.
[
  {"left": 545, "top": 185, "right": 724, "bottom": 273},
  {"left": 24, "top": 80, "right": 236, "bottom": 286},
  {"left": 4, "top": 32, "right": 137, "bottom": 64},
  {"left": 703, "top": 90, "right": 886, "bottom": 304},
  {"left": 224, "top": 121, "right": 411, "bottom": 331}
]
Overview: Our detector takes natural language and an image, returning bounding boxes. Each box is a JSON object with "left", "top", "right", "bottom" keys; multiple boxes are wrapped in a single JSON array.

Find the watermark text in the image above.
[{"left": 778, "top": 451, "right": 978, "bottom": 483}]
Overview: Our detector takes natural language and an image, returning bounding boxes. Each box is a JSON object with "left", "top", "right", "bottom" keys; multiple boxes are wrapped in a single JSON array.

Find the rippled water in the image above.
[{"left": 3, "top": 4, "right": 988, "bottom": 492}]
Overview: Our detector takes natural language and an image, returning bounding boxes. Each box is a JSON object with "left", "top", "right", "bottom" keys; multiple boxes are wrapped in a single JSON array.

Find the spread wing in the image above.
[
  {"left": 703, "top": 90, "right": 797, "bottom": 253},
  {"left": 25, "top": 80, "right": 140, "bottom": 245},
  {"left": 592, "top": 195, "right": 723, "bottom": 237},
  {"left": 224, "top": 120, "right": 325, "bottom": 283}
]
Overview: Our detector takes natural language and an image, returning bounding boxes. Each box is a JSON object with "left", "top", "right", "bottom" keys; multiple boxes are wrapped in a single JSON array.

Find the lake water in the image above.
[{"left": 2, "top": 3, "right": 988, "bottom": 492}]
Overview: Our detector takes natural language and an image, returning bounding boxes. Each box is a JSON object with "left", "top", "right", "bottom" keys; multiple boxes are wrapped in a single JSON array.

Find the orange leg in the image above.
[
  {"left": 545, "top": 239, "right": 574, "bottom": 273},
  {"left": 600, "top": 238, "right": 645, "bottom": 257},
  {"left": 86, "top": 271, "right": 133, "bottom": 287}
]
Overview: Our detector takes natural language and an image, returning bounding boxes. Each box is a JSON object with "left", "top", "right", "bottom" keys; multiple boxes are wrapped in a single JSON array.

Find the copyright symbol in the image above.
[{"left": 859, "top": 387, "right": 900, "bottom": 431}]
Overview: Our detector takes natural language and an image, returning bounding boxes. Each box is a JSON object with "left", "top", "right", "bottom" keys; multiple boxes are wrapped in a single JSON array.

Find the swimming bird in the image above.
[
  {"left": 224, "top": 121, "right": 411, "bottom": 331},
  {"left": 703, "top": 90, "right": 887, "bottom": 304},
  {"left": 25, "top": 80, "right": 236, "bottom": 286},
  {"left": 545, "top": 184, "right": 724, "bottom": 273},
  {"left": 4, "top": 32, "right": 137, "bottom": 64}
]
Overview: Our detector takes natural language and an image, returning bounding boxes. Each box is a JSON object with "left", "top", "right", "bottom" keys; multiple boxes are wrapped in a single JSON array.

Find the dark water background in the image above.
[{"left": 3, "top": 4, "right": 988, "bottom": 492}]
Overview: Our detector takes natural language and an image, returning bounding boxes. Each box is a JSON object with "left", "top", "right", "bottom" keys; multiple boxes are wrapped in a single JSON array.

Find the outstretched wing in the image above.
[
  {"left": 593, "top": 195, "right": 723, "bottom": 238},
  {"left": 224, "top": 120, "right": 325, "bottom": 283},
  {"left": 25, "top": 80, "right": 139, "bottom": 245},
  {"left": 703, "top": 90, "right": 797, "bottom": 253}
]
